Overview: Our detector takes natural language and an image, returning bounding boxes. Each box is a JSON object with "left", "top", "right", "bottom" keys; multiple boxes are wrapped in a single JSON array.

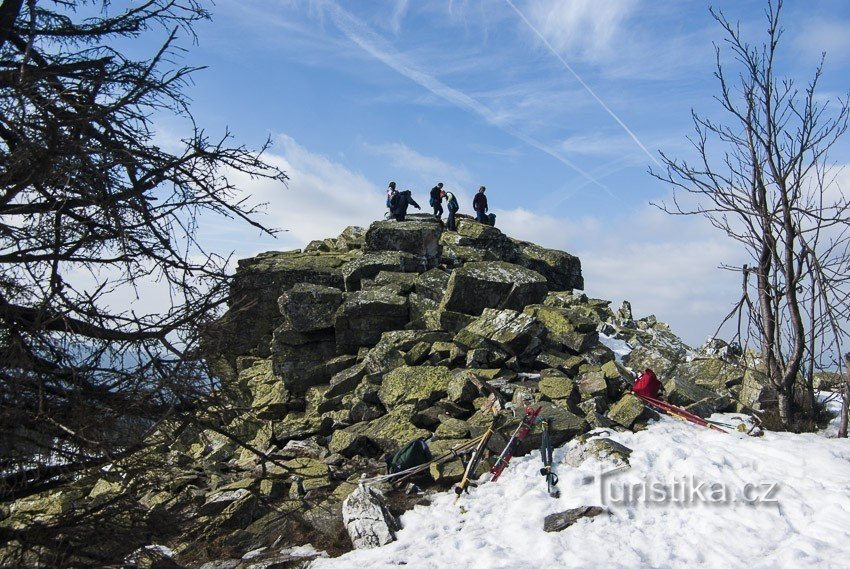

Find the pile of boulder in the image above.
[{"left": 1, "top": 215, "right": 772, "bottom": 568}]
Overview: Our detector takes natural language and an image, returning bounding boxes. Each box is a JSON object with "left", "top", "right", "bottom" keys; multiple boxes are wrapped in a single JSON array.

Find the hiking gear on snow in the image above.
[
  {"left": 633, "top": 369, "right": 662, "bottom": 398},
  {"left": 538, "top": 418, "right": 559, "bottom": 498},
  {"left": 490, "top": 406, "right": 542, "bottom": 482},
  {"left": 634, "top": 393, "right": 729, "bottom": 433},
  {"left": 455, "top": 412, "right": 500, "bottom": 501},
  {"left": 386, "top": 438, "right": 432, "bottom": 474}
]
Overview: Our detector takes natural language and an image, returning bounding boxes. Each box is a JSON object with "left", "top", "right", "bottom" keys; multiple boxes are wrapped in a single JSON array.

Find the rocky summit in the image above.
[{"left": 2, "top": 215, "right": 773, "bottom": 568}]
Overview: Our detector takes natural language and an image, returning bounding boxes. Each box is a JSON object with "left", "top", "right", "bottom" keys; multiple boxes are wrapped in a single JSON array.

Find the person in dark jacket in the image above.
[
  {"left": 430, "top": 182, "right": 444, "bottom": 218},
  {"left": 442, "top": 189, "right": 458, "bottom": 231},
  {"left": 473, "top": 185, "right": 488, "bottom": 223},
  {"left": 391, "top": 189, "right": 420, "bottom": 221}
]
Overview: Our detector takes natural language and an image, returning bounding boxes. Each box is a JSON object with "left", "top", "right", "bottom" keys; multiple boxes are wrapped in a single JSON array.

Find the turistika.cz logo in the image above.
[{"left": 598, "top": 465, "right": 780, "bottom": 507}]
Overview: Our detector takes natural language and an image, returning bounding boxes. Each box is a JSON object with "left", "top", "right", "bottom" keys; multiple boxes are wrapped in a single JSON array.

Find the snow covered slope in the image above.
[{"left": 314, "top": 412, "right": 850, "bottom": 569}]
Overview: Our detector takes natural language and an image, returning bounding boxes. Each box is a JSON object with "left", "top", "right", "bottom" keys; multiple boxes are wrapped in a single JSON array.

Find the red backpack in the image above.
[{"left": 633, "top": 369, "right": 662, "bottom": 398}]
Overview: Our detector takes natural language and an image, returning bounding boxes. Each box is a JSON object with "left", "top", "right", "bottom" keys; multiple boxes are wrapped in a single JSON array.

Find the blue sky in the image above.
[{"left": 137, "top": 0, "right": 850, "bottom": 346}]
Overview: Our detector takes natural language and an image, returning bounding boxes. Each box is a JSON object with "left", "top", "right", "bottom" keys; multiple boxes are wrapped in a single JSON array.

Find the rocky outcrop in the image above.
[{"left": 6, "top": 217, "right": 755, "bottom": 567}]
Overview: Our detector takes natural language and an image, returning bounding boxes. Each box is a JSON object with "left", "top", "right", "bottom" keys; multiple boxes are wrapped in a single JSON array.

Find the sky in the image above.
[{"left": 132, "top": 0, "right": 850, "bottom": 347}]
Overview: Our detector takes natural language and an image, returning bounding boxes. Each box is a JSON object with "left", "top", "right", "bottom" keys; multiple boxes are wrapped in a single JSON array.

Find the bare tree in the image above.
[
  {"left": 0, "top": 0, "right": 287, "bottom": 555},
  {"left": 653, "top": 0, "right": 850, "bottom": 430}
]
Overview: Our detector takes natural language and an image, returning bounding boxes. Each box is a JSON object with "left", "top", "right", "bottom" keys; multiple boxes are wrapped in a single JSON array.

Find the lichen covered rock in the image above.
[
  {"left": 335, "top": 289, "right": 410, "bottom": 354},
  {"left": 378, "top": 365, "right": 454, "bottom": 409},
  {"left": 440, "top": 261, "right": 548, "bottom": 316},
  {"left": 364, "top": 220, "right": 442, "bottom": 265}
]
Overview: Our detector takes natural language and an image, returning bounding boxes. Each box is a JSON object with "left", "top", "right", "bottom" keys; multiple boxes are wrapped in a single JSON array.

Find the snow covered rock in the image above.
[
  {"left": 342, "top": 484, "right": 400, "bottom": 549},
  {"left": 563, "top": 437, "right": 632, "bottom": 469}
]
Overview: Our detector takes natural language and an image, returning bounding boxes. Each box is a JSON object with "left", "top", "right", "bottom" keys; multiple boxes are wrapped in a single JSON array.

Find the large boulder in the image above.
[
  {"left": 524, "top": 304, "right": 599, "bottom": 354},
  {"left": 341, "top": 251, "right": 428, "bottom": 292},
  {"left": 270, "top": 332, "right": 338, "bottom": 396},
  {"left": 607, "top": 393, "right": 646, "bottom": 429},
  {"left": 440, "top": 261, "right": 548, "bottom": 316},
  {"left": 277, "top": 282, "right": 343, "bottom": 333},
  {"left": 454, "top": 308, "right": 544, "bottom": 358},
  {"left": 678, "top": 357, "right": 744, "bottom": 392},
  {"left": 378, "top": 365, "right": 454, "bottom": 409},
  {"left": 204, "top": 251, "right": 350, "bottom": 362},
  {"left": 738, "top": 367, "right": 778, "bottom": 412},
  {"left": 364, "top": 220, "right": 442, "bottom": 266},
  {"left": 663, "top": 376, "right": 723, "bottom": 407},
  {"left": 335, "top": 405, "right": 431, "bottom": 454},
  {"left": 334, "top": 289, "right": 410, "bottom": 354},
  {"left": 415, "top": 268, "right": 451, "bottom": 302},
  {"left": 512, "top": 240, "right": 584, "bottom": 291},
  {"left": 342, "top": 485, "right": 400, "bottom": 549}
]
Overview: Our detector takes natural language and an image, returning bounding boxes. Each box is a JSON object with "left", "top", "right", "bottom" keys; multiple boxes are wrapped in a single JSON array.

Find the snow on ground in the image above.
[
  {"left": 598, "top": 333, "right": 632, "bottom": 363},
  {"left": 314, "top": 414, "right": 850, "bottom": 569}
]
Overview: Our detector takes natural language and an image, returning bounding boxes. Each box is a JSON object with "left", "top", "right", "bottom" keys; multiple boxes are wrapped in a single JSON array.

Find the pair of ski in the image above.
[
  {"left": 454, "top": 406, "right": 544, "bottom": 502},
  {"left": 634, "top": 393, "right": 730, "bottom": 433}
]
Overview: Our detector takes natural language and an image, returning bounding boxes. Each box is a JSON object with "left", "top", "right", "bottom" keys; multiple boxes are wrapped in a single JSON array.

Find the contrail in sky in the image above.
[
  {"left": 319, "top": 0, "right": 619, "bottom": 199},
  {"left": 504, "top": 0, "right": 663, "bottom": 169}
]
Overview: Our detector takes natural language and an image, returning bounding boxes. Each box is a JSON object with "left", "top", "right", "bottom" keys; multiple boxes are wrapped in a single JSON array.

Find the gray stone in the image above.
[
  {"left": 378, "top": 365, "right": 454, "bottom": 409},
  {"left": 365, "top": 220, "right": 442, "bottom": 265},
  {"left": 440, "top": 261, "right": 548, "bottom": 316},
  {"left": 512, "top": 240, "right": 584, "bottom": 291},
  {"left": 454, "top": 308, "right": 544, "bottom": 359},
  {"left": 277, "top": 282, "right": 343, "bottom": 333},
  {"left": 342, "top": 484, "right": 400, "bottom": 549},
  {"left": 607, "top": 394, "right": 645, "bottom": 429},
  {"left": 341, "top": 251, "right": 428, "bottom": 292},
  {"left": 543, "top": 506, "right": 606, "bottom": 532},
  {"left": 335, "top": 289, "right": 410, "bottom": 353},
  {"left": 415, "top": 268, "right": 451, "bottom": 302},
  {"left": 204, "top": 251, "right": 349, "bottom": 363}
]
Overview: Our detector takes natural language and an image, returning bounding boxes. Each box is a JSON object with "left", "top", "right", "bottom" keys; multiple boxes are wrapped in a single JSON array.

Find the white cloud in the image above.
[
  {"left": 525, "top": 0, "right": 638, "bottom": 64},
  {"left": 360, "top": 140, "right": 473, "bottom": 189},
  {"left": 794, "top": 18, "right": 850, "bottom": 64},
  {"left": 199, "top": 134, "right": 384, "bottom": 255},
  {"left": 388, "top": 0, "right": 410, "bottom": 35},
  {"left": 559, "top": 132, "right": 639, "bottom": 157}
]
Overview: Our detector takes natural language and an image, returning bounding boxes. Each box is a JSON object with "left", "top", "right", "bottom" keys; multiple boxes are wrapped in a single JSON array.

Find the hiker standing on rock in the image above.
[
  {"left": 390, "top": 189, "right": 420, "bottom": 221},
  {"left": 385, "top": 182, "right": 398, "bottom": 219},
  {"left": 473, "top": 185, "right": 488, "bottom": 223},
  {"left": 430, "top": 182, "right": 444, "bottom": 218},
  {"left": 442, "top": 189, "right": 459, "bottom": 231}
]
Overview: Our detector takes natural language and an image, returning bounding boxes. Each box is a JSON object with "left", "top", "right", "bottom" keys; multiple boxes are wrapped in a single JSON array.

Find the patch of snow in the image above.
[
  {"left": 599, "top": 333, "right": 632, "bottom": 364},
  {"left": 313, "top": 414, "right": 850, "bottom": 569}
]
